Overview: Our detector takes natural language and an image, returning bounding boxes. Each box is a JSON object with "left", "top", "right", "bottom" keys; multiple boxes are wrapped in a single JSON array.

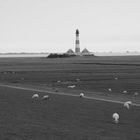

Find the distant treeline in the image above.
[{"left": 47, "top": 53, "right": 76, "bottom": 58}]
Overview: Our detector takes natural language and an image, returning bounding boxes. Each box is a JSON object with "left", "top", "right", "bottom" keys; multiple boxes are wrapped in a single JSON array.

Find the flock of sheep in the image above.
[
  {"left": 109, "top": 77, "right": 135, "bottom": 123},
  {"left": 65, "top": 77, "right": 139, "bottom": 96},
  {"left": 31, "top": 76, "right": 139, "bottom": 124},
  {"left": 113, "top": 101, "right": 132, "bottom": 124},
  {"left": 108, "top": 77, "right": 136, "bottom": 123},
  {"left": 32, "top": 90, "right": 134, "bottom": 124},
  {"left": 32, "top": 94, "right": 50, "bottom": 100},
  {"left": 59, "top": 77, "right": 138, "bottom": 123}
]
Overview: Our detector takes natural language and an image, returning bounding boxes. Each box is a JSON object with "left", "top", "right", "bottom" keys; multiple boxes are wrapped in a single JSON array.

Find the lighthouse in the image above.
[
  {"left": 75, "top": 29, "right": 80, "bottom": 54},
  {"left": 66, "top": 29, "right": 92, "bottom": 56}
]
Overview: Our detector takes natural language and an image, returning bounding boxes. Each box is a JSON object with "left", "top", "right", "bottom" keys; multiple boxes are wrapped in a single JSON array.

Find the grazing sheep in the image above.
[
  {"left": 124, "top": 101, "right": 132, "bottom": 109},
  {"left": 67, "top": 85, "right": 76, "bottom": 88},
  {"left": 32, "top": 94, "right": 39, "bottom": 99},
  {"left": 42, "top": 95, "right": 50, "bottom": 100},
  {"left": 114, "top": 77, "right": 118, "bottom": 80},
  {"left": 76, "top": 78, "right": 80, "bottom": 81},
  {"left": 108, "top": 88, "right": 112, "bottom": 92},
  {"left": 122, "top": 90, "right": 127, "bottom": 94},
  {"left": 112, "top": 113, "right": 119, "bottom": 124},
  {"left": 126, "top": 101, "right": 132, "bottom": 105},
  {"left": 134, "top": 92, "right": 139, "bottom": 96},
  {"left": 57, "top": 80, "right": 61, "bottom": 83},
  {"left": 79, "top": 93, "right": 84, "bottom": 98}
]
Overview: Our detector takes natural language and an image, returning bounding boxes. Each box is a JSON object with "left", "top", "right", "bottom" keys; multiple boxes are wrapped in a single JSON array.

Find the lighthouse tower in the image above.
[{"left": 75, "top": 29, "right": 80, "bottom": 55}]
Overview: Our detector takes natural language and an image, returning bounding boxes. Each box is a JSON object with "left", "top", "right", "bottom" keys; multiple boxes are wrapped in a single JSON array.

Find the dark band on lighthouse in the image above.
[{"left": 75, "top": 29, "right": 80, "bottom": 54}]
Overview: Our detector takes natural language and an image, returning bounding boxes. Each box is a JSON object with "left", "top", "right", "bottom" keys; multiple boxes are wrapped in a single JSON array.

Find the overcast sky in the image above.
[{"left": 0, "top": 0, "right": 140, "bottom": 53}]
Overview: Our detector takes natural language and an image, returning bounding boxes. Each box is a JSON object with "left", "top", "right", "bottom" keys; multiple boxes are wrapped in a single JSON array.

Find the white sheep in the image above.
[
  {"left": 67, "top": 85, "right": 76, "bottom": 88},
  {"left": 76, "top": 78, "right": 80, "bottom": 81},
  {"left": 122, "top": 90, "right": 127, "bottom": 93},
  {"left": 32, "top": 94, "right": 39, "bottom": 99},
  {"left": 112, "top": 113, "right": 119, "bottom": 124},
  {"left": 134, "top": 92, "right": 139, "bottom": 96},
  {"left": 127, "top": 101, "right": 132, "bottom": 105},
  {"left": 79, "top": 93, "right": 84, "bottom": 98},
  {"left": 42, "top": 95, "right": 50, "bottom": 100},
  {"left": 57, "top": 80, "right": 61, "bottom": 83},
  {"left": 108, "top": 88, "right": 112, "bottom": 92},
  {"left": 123, "top": 101, "right": 132, "bottom": 109},
  {"left": 114, "top": 77, "right": 118, "bottom": 80}
]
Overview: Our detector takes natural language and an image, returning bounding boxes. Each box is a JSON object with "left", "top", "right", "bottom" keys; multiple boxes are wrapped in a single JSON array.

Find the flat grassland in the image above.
[{"left": 0, "top": 56, "right": 140, "bottom": 139}]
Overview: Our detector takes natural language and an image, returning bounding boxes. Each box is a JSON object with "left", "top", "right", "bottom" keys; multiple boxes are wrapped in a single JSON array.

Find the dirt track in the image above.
[{"left": 0, "top": 83, "right": 140, "bottom": 107}]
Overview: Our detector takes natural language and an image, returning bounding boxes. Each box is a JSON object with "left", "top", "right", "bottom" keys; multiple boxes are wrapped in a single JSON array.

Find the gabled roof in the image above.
[
  {"left": 66, "top": 49, "right": 74, "bottom": 54},
  {"left": 81, "top": 48, "right": 90, "bottom": 53}
]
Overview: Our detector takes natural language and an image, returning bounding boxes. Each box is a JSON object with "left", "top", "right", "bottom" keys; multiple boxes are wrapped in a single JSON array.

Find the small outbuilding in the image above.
[
  {"left": 66, "top": 49, "right": 75, "bottom": 55},
  {"left": 81, "top": 48, "right": 90, "bottom": 55}
]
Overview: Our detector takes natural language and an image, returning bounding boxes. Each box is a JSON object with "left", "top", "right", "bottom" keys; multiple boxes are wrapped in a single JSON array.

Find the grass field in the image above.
[
  {"left": 0, "top": 56, "right": 140, "bottom": 93},
  {"left": 0, "top": 56, "right": 140, "bottom": 139}
]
